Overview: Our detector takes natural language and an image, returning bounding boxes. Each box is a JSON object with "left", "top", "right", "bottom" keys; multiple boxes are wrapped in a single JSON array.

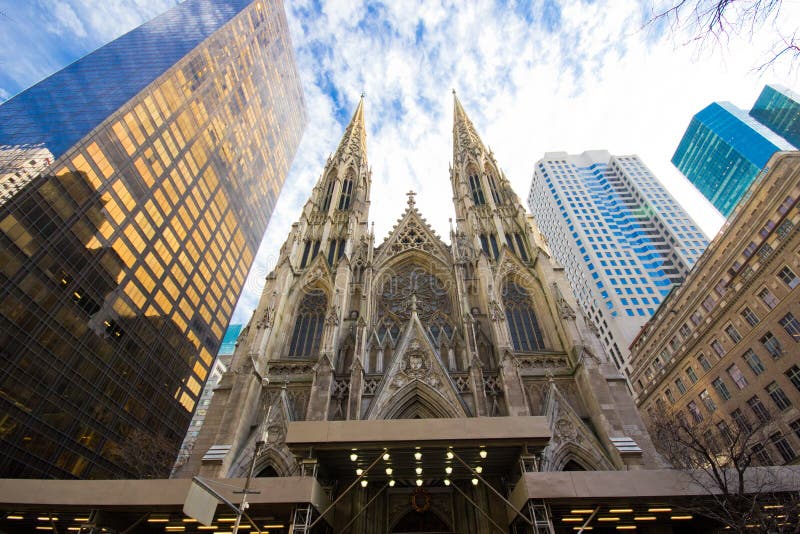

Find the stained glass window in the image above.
[
  {"left": 503, "top": 282, "right": 545, "bottom": 352},
  {"left": 288, "top": 289, "right": 327, "bottom": 358}
]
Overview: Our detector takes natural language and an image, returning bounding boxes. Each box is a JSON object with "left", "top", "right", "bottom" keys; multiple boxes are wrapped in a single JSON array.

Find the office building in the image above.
[
  {"left": 630, "top": 151, "right": 800, "bottom": 467},
  {"left": 750, "top": 84, "right": 800, "bottom": 148},
  {"left": 0, "top": 0, "right": 305, "bottom": 478},
  {"left": 0, "top": 144, "right": 53, "bottom": 205},
  {"left": 528, "top": 151, "right": 708, "bottom": 376},
  {"left": 673, "top": 86, "right": 799, "bottom": 216}
]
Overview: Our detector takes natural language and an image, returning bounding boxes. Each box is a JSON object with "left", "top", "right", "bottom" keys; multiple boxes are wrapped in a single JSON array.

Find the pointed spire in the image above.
[
  {"left": 452, "top": 91, "right": 487, "bottom": 156},
  {"left": 334, "top": 94, "right": 367, "bottom": 162}
]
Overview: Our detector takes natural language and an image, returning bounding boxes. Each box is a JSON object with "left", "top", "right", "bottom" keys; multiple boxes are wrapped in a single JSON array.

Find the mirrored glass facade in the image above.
[
  {"left": 673, "top": 97, "right": 797, "bottom": 217},
  {"left": 0, "top": 0, "right": 306, "bottom": 478},
  {"left": 750, "top": 84, "right": 800, "bottom": 149}
]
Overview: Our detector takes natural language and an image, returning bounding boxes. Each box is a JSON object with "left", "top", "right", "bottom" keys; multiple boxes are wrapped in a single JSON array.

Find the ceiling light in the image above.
[
  {"left": 445, "top": 466, "right": 452, "bottom": 474},
  {"left": 562, "top": 518, "right": 584, "bottom": 522},
  {"left": 6, "top": 515, "right": 23, "bottom": 520},
  {"left": 479, "top": 450, "right": 487, "bottom": 459},
  {"left": 416, "top": 479, "right": 423, "bottom": 486},
  {"left": 446, "top": 451, "right": 454, "bottom": 459},
  {"left": 648, "top": 508, "right": 672, "bottom": 512},
  {"left": 38, "top": 517, "right": 59, "bottom": 521},
  {"left": 385, "top": 468, "right": 393, "bottom": 475},
  {"left": 634, "top": 517, "right": 656, "bottom": 521},
  {"left": 670, "top": 515, "right": 692, "bottom": 520},
  {"left": 598, "top": 517, "right": 620, "bottom": 522},
  {"left": 414, "top": 452, "right": 422, "bottom": 461},
  {"left": 444, "top": 479, "right": 451, "bottom": 486},
  {"left": 415, "top": 467, "right": 423, "bottom": 475},
  {"left": 262, "top": 525, "right": 284, "bottom": 529},
  {"left": 570, "top": 510, "right": 594, "bottom": 514},
  {"left": 350, "top": 452, "right": 358, "bottom": 462},
  {"left": 475, "top": 466, "right": 482, "bottom": 474},
  {"left": 389, "top": 480, "right": 395, "bottom": 487},
  {"left": 360, "top": 480, "right": 368, "bottom": 488},
  {"left": 356, "top": 468, "right": 363, "bottom": 476},
  {"left": 609, "top": 509, "right": 632, "bottom": 513},
  {"left": 383, "top": 452, "right": 390, "bottom": 461},
  {"left": 616, "top": 527, "right": 636, "bottom": 530},
  {"left": 471, "top": 478, "right": 478, "bottom": 486}
]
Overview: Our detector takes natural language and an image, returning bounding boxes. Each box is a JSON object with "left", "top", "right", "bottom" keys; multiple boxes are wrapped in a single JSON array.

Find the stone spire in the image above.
[
  {"left": 334, "top": 94, "right": 367, "bottom": 164},
  {"left": 452, "top": 91, "right": 488, "bottom": 159}
]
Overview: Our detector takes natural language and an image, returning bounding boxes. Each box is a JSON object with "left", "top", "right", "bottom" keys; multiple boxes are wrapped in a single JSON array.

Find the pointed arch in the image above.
[
  {"left": 288, "top": 288, "right": 328, "bottom": 358},
  {"left": 252, "top": 446, "right": 295, "bottom": 477},
  {"left": 338, "top": 169, "right": 355, "bottom": 210},
  {"left": 545, "top": 442, "right": 609, "bottom": 472},
  {"left": 484, "top": 163, "right": 503, "bottom": 205},
  {"left": 375, "top": 381, "right": 464, "bottom": 420},
  {"left": 467, "top": 163, "right": 486, "bottom": 206},
  {"left": 320, "top": 171, "right": 336, "bottom": 212},
  {"left": 502, "top": 281, "right": 545, "bottom": 352}
]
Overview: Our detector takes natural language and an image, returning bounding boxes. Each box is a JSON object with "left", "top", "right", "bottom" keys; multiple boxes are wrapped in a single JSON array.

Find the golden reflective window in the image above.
[
  {"left": 135, "top": 266, "right": 155, "bottom": 293},
  {"left": 112, "top": 236, "right": 136, "bottom": 269},
  {"left": 134, "top": 157, "right": 154, "bottom": 187},
  {"left": 124, "top": 112, "right": 145, "bottom": 144},
  {"left": 87, "top": 142, "right": 114, "bottom": 179},
  {"left": 71, "top": 154, "right": 101, "bottom": 189}
]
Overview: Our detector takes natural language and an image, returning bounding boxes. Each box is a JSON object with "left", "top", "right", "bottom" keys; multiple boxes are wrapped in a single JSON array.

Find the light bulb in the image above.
[
  {"left": 414, "top": 451, "right": 422, "bottom": 461},
  {"left": 383, "top": 452, "right": 390, "bottom": 461},
  {"left": 446, "top": 451, "right": 454, "bottom": 460},
  {"left": 415, "top": 467, "right": 423, "bottom": 475},
  {"left": 389, "top": 480, "right": 395, "bottom": 487},
  {"left": 385, "top": 468, "right": 393, "bottom": 475},
  {"left": 445, "top": 466, "right": 452, "bottom": 474},
  {"left": 444, "top": 479, "right": 451, "bottom": 486},
  {"left": 350, "top": 453, "right": 358, "bottom": 462},
  {"left": 356, "top": 468, "right": 363, "bottom": 476},
  {"left": 360, "top": 480, "right": 368, "bottom": 488},
  {"left": 479, "top": 450, "right": 487, "bottom": 459},
  {"left": 475, "top": 466, "right": 483, "bottom": 474},
  {"left": 416, "top": 479, "right": 423, "bottom": 487},
  {"left": 471, "top": 478, "right": 479, "bottom": 486}
]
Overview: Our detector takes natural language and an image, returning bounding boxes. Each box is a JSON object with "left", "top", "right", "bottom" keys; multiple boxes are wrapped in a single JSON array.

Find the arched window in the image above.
[
  {"left": 487, "top": 172, "right": 503, "bottom": 205},
  {"left": 321, "top": 178, "right": 335, "bottom": 212},
  {"left": 468, "top": 173, "right": 485, "bottom": 205},
  {"left": 288, "top": 289, "right": 327, "bottom": 358},
  {"left": 338, "top": 176, "right": 353, "bottom": 210},
  {"left": 503, "top": 282, "right": 545, "bottom": 352}
]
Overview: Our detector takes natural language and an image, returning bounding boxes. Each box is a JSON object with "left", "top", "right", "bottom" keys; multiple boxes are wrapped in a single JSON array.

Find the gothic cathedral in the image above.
[{"left": 176, "top": 96, "right": 661, "bottom": 533}]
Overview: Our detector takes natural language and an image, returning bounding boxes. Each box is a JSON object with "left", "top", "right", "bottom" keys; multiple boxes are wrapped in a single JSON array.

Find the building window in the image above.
[
  {"left": 741, "top": 307, "right": 759, "bottom": 327},
  {"left": 702, "top": 295, "right": 716, "bottom": 312},
  {"left": 790, "top": 419, "right": 800, "bottom": 440},
  {"left": 742, "top": 350, "right": 765, "bottom": 375},
  {"left": 786, "top": 365, "right": 800, "bottom": 391},
  {"left": 691, "top": 312, "right": 703, "bottom": 326},
  {"left": 685, "top": 366, "right": 698, "bottom": 384},
  {"left": 766, "top": 382, "right": 792, "bottom": 411},
  {"left": 779, "top": 312, "right": 800, "bottom": 342},
  {"left": 468, "top": 173, "right": 486, "bottom": 205},
  {"left": 675, "top": 377, "right": 687, "bottom": 395},
  {"left": 717, "top": 420, "right": 734, "bottom": 443},
  {"left": 687, "top": 400, "right": 703, "bottom": 423},
  {"left": 679, "top": 323, "right": 691, "bottom": 339},
  {"left": 513, "top": 233, "right": 529, "bottom": 262},
  {"left": 699, "top": 390, "right": 717, "bottom": 413},
  {"left": 698, "top": 353, "right": 712, "bottom": 371},
  {"left": 731, "top": 408, "right": 751, "bottom": 431},
  {"left": 760, "top": 332, "right": 784, "bottom": 359},
  {"left": 487, "top": 173, "right": 503, "bottom": 205},
  {"left": 758, "top": 287, "right": 779, "bottom": 309},
  {"left": 337, "top": 176, "right": 353, "bottom": 210},
  {"left": 712, "top": 377, "right": 731, "bottom": 401},
  {"left": 751, "top": 443, "right": 772, "bottom": 465},
  {"left": 724, "top": 325, "right": 742, "bottom": 344},
  {"left": 747, "top": 395, "right": 770, "bottom": 422},
  {"left": 321, "top": 178, "right": 335, "bottom": 212},
  {"left": 503, "top": 282, "right": 545, "bottom": 352},
  {"left": 710, "top": 340, "right": 726, "bottom": 358},
  {"left": 770, "top": 433, "right": 796, "bottom": 462},
  {"left": 665, "top": 388, "right": 675, "bottom": 403},
  {"left": 777, "top": 266, "right": 799, "bottom": 288},
  {"left": 288, "top": 289, "right": 327, "bottom": 359}
]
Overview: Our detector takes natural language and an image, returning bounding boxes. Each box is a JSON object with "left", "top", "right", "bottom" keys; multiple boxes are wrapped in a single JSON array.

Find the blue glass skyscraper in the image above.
[
  {"left": 750, "top": 84, "right": 800, "bottom": 148},
  {"left": 673, "top": 86, "right": 798, "bottom": 217},
  {"left": 0, "top": 0, "right": 306, "bottom": 478}
]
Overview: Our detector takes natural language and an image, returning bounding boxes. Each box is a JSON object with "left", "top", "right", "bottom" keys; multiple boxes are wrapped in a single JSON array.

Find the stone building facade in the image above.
[
  {"left": 175, "top": 96, "right": 662, "bottom": 532},
  {"left": 630, "top": 152, "right": 800, "bottom": 466}
]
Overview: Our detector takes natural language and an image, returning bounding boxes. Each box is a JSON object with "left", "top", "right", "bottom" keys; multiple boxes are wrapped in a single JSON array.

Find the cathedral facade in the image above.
[{"left": 175, "top": 96, "right": 661, "bottom": 533}]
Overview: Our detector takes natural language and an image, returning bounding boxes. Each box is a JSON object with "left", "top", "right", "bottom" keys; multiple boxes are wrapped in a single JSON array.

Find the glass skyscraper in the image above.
[
  {"left": 0, "top": 0, "right": 306, "bottom": 478},
  {"left": 672, "top": 86, "right": 799, "bottom": 217},
  {"left": 529, "top": 151, "right": 708, "bottom": 377}
]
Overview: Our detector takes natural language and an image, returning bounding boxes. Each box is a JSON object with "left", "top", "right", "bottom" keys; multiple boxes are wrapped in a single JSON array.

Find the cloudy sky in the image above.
[{"left": 1, "top": 0, "right": 799, "bottom": 326}]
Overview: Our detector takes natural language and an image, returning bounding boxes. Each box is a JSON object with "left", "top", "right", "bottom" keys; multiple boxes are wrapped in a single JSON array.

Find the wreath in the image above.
[{"left": 410, "top": 487, "right": 431, "bottom": 513}]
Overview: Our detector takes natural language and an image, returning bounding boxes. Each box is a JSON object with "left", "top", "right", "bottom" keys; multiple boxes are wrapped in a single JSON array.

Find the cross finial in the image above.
[
  {"left": 361, "top": 91, "right": 365, "bottom": 98},
  {"left": 406, "top": 190, "right": 416, "bottom": 207},
  {"left": 452, "top": 88, "right": 456, "bottom": 95}
]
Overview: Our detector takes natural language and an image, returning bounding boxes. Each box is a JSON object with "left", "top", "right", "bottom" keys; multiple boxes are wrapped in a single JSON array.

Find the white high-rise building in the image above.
[{"left": 528, "top": 150, "right": 708, "bottom": 377}]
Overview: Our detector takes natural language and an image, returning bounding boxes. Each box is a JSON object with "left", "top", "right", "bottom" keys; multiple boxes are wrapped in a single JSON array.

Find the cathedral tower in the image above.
[{"left": 176, "top": 95, "right": 662, "bottom": 532}]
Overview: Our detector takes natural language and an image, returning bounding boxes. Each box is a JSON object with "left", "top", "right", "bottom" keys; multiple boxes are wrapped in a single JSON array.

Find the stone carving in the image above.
[
  {"left": 391, "top": 343, "right": 440, "bottom": 390},
  {"left": 552, "top": 283, "right": 576, "bottom": 319},
  {"left": 325, "top": 304, "right": 340, "bottom": 326},
  {"left": 552, "top": 418, "right": 580, "bottom": 445},
  {"left": 269, "top": 362, "right": 315, "bottom": 376},
  {"left": 488, "top": 300, "right": 504, "bottom": 322},
  {"left": 516, "top": 354, "right": 570, "bottom": 371}
]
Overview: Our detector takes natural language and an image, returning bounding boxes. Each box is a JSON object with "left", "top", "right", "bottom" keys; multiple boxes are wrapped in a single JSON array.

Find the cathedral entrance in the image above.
[{"left": 390, "top": 509, "right": 453, "bottom": 533}]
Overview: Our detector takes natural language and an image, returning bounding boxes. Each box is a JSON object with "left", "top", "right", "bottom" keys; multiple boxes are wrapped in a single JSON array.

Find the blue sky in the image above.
[{"left": 1, "top": 0, "right": 798, "bottom": 325}]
